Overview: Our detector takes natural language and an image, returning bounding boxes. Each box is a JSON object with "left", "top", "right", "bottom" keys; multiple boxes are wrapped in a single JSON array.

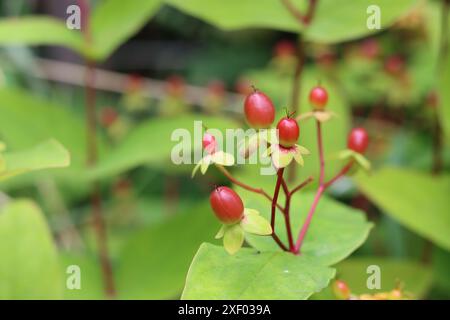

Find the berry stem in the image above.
[
  {"left": 270, "top": 169, "right": 289, "bottom": 251},
  {"left": 294, "top": 121, "right": 352, "bottom": 254},
  {"left": 289, "top": 176, "right": 314, "bottom": 196},
  {"left": 215, "top": 165, "right": 285, "bottom": 213}
]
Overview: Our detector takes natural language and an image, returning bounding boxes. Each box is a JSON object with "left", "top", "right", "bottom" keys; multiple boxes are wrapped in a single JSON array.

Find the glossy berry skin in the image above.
[
  {"left": 333, "top": 280, "right": 351, "bottom": 300},
  {"left": 309, "top": 86, "right": 328, "bottom": 110},
  {"left": 202, "top": 133, "right": 217, "bottom": 154},
  {"left": 244, "top": 91, "right": 275, "bottom": 129},
  {"left": 277, "top": 117, "right": 299, "bottom": 148},
  {"left": 210, "top": 187, "right": 244, "bottom": 224},
  {"left": 347, "top": 128, "right": 369, "bottom": 154}
]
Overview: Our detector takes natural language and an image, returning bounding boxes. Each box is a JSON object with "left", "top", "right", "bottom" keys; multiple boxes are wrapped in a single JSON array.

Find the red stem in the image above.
[
  {"left": 294, "top": 121, "right": 353, "bottom": 253},
  {"left": 281, "top": 0, "right": 318, "bottom": 26},
  {"left": 270, "top": 169, "right": 289, "bottom": 251},
  {"left": 289, "top": 176, "right": 314, "bottom": 196},
  {"left": 216, "top": 165, "right": 285, "bottom": 213}
]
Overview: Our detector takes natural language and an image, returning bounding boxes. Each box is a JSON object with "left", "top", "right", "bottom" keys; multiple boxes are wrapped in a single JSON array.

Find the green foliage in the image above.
[
  {"left": 0, "top": 200, "right": 63, "bottom": 299},
  {"left": 0, "top": 87, "right": 105, "bottom": 194},
  {"left": 60, "top": 253, "right": 104, "bottom": 300},
  {"left": 167, "top": 0, "right": 418, "bottom": 43},
  {"left": 1, "top": 139, "right": 70, "bottom": 181},
  {"left": 90, "top": 0, "right": 163, "bottom": 60},
  {"left": 182, "top": 243, "right": 335, "bottom": 299},
  {"left": 313, "top": 257, "right": 433, "bottom": 299},
  {"left": 0, "top": 17, "right": 87, "bottom": 56},
  {"left": 355, "top": 167, "right": 450, "bottom": 251},
  {"left": 115, "top": 202, "right": 219, "bottom": 299},
  {"left": 0, "top": 1, "right": 163, "bottom": 61},
  {"left": 439, "top": 54, "right": 450, "bottom": 141},
  {"left": 243, "top": 191, "right": 373, "bottom": 266}
]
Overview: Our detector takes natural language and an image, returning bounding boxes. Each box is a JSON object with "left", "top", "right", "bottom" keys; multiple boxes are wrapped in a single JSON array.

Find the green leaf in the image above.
[
  {"left": 432, "top": 247, "right": 450, "bottom": 292},
  {"left": 313, "top": 258, "right": 433, "bottom": 299},
  {"left": 115, "top": 202, "right": 220, "bottom": 299},
  {"left": 91, "top": 114, "right": 239, "bottom": 179},
  {"left": 182, "top": 243, "right": 335, "bottom": 299},
  {"left": 240, "top": 212, "right": 272, "bottom": 235},
  {"left": 355, "top": 167, "right": 450, "bottom": 251},
  {"left": 167, "top": 0, "right": 417, "bottom": 43},
  {"left": 223, "top": 224, "right": 244, "bottom": 255},
  {"left": 60, "top": 253, "right": 105, "bottom": 300},
  {"left": 1, "top": 139, "right": 70, "bottom": 181},
  {"left": 439, "top": 52, "right": 450, "bottom": 141},
  {"left": 0, "top": 17, "right": 87, "bottom": 56},
  {"left": 0, "top": 87, "right": 106, "bottom": 195},
  {"left": 304, "top": 0, "right": 419, "bottom": 43},
  {"left": 167, "top": 0, "right": 305, "bottom": 33},
  {"left": 243, "top": 191, "right": 373, "bottom": 266},
  {"left": 0, "top": 200, "right": 63, "bottom": 299},
  {"left": 90, "top": 0, "right": 163, "bottom": 60}
]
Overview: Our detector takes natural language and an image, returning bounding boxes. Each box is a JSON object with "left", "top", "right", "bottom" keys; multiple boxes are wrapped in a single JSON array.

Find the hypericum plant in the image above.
[{"left": 191, "top": 86, "right": 371, "bottom": 255}]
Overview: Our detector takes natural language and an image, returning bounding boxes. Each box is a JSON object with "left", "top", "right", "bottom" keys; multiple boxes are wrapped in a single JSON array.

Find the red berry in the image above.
[
  {"left": 347, "top": 128, "right": 369, "bottom": 154},
  {"left": 100, "top": 107, "right": 118, "bottom": 127},
  {"left": 309, "top": 86, "right": 328, "bottom": 110},
  {"left": 202, "top": 133, "right": 217, "bottom": 154},
  {"left": 274, "top": 40, "right": 296, "bottom": 58},
  {"left": 277, "top": 117, "right": 299, "bottom": 148},
  {"left": 210, "top": 187, "right": 244, "bottom": 224},
  {"left": 333, "top": 280, "right": 351, "bottom": 300},
  {"left": 360, "top": 38, "right": 380, "bottom": 59},
  {"left": 384, "top": 55, "right": 405, "bottom": 76},
  {"left": 244, "top": 90, "right": 275, "bottom": 129}
]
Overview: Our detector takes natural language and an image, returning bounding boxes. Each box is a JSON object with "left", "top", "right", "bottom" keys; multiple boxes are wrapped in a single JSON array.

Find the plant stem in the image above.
[
  {"left": 215, "top": 165, "right": 285, "bottom": 213},
  {"left": 289, "top": 176, "right": 314, "bottom": 196},
  {"left": 280, "top": 0, "right": 318, "bottom": 26},
  {"left": 79, "top": 0, "right": 116, "bottom": 299},
  {"left": 294, "top": 120, "right": 353, "bottom": 253},
  {"left": 270, "top": 169, "right": 289, "bottom": 251}
]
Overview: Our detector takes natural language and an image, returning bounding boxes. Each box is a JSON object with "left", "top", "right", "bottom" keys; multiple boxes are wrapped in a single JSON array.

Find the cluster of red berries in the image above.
[{"left": 204, "top": 85, "right": 369, "bottom": 229}]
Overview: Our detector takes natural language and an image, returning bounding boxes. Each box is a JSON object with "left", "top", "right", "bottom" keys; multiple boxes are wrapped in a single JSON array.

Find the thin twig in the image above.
[
  {"left": 281, "top": 0, "right": 318, "bottom": 26},
  {"left": 270, "top": 169, "right": 289, "bottom": 251},
  {"left": 294, "top": 120, "right": 353, "bottom": 253},
  {"left": 289, "top": 176, "right": 314, "bottom": 196},
  {"left": 215, "top": 165, "right": 285, "bottom": 213}
]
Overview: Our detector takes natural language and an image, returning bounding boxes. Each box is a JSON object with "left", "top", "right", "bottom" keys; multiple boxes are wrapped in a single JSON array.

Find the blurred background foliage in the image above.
[{"left": 0, "top": 0, "right": 448, "bottom": 299}]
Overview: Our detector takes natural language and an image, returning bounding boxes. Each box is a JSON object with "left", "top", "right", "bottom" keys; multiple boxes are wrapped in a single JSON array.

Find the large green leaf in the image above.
[
  {"left": 91, "top": 115, "right": 239, "bottom": 179},
  {"left": 115, "top": 202, "right": 220, "bottom": 299},
  {"left": 0, "top": 87, "right": 106, "bottom": 193},
  {"left": 90, "top": 0, "right": 163, "bottom": 60},
  {"left": 182, "top": 243, "right": 335, "bottom": 300},
  {"left": 439, "top": 53, "right": 450, "bottom": 142},
  {"left": 305, "top": 0, "right": 418, "bottom": 43},
  {"left": 0, "top": 17, "right": 87, "bottom": 56},
  {"left": 243, "top": 191, "right": 373, "bottom": 266},
  {"left": 60, "top": 253, "right": 105, "bottom": 300},
  {"left": 0, "top": 200, "right": 63, "bottom": 299},
  {"left": 1, "top": 139, "right": 70, "bottom": 181},
  {"left": 355, "top": 167, "right": 450, "bottom": 251},
  {"left": 313, "top": 257, "right": 433, "bottom": 299},
  {"left": 167, "top": 0, "right": 417, "bottom": 43}
]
